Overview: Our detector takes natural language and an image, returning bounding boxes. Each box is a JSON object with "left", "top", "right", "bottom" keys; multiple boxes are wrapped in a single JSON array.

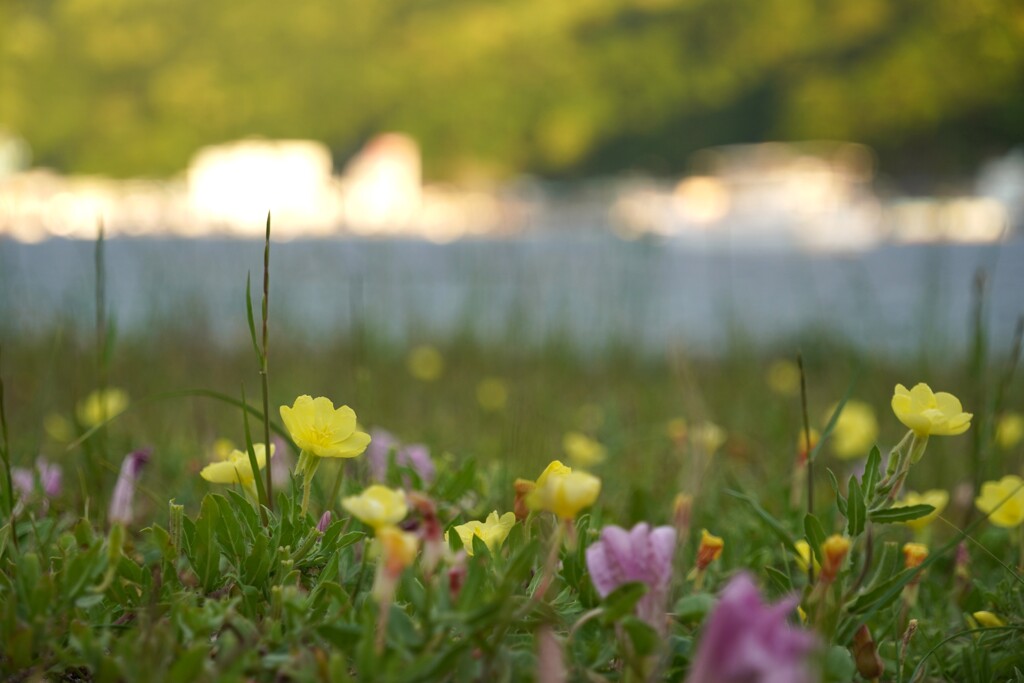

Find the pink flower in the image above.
[
  {"left": 686, "top": 573, "right": 819, "bottom": 683},
  {"left": 12, "top": 458, "right": 62, "bottom": 499},
  {"left": 367, "top": 428, "right": 435, "bottom": 484},
  {"left": 317, "top": 511, "right": 333, "bottom": 533},
  {"left": 585, "top": 523, "right": 676, "bottom": 632},
  {"left": 108, "top": 448, "right": 151, "bottom": 525}
]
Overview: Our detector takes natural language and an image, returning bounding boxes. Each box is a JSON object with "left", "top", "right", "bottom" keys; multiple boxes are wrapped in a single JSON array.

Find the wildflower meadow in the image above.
[{"left": 2, "top": 227, "right": 1023, "bottom": 682}]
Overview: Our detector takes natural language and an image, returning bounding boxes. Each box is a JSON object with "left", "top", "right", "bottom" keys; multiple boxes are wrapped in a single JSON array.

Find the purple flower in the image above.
[
  {"left": 109, "top": 448, "right": 151, "bottom": 525},
  {"left": 317, "top": 510, "right": 333, "bottom": 533},
  {"left": 585, "top": 522, "right": 676, "bottom": 632},
  {"left": 367, "top": 428, "right": 435, "bottom": 484},
  {"left": 12, "top": 458, "right": 63, "bottom": 498},
  {"left": 11, "top": 458, "right": 62, "bottom": 511},
  {"left": 686, "top": 573, "right": 819, "bottom": 683}
]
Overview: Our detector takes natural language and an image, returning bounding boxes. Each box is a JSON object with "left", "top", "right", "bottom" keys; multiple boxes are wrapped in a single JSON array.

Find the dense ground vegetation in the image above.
[{"left": 2, "top": 233, "right": 1024, "bottom": 681}]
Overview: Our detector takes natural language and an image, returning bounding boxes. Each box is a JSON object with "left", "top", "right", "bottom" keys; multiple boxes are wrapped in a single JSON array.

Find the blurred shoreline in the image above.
[{"left": 2, "top": 234, "right": 1020, "bottom": 358}]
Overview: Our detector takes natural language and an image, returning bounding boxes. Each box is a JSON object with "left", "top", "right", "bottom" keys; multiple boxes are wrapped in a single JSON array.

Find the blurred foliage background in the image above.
[{"left": 2, "top": 0, "right": 1023, "bottom": 182}]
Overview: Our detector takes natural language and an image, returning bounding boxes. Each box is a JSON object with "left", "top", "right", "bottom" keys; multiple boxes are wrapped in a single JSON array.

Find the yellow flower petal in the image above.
[
  {"left": 975, "top": 475, "right": 1024, "bottom": 528},
  {"left": 342, "top": 485, "right": 408, "bottom": 530},
  {"left": 280, "top": 395, "right": 369, "bottom": 458},
  {"left": 891, "top": 383, "right": 972, "bottom": 437},
  {"left": 449, "top": 510, "right": 516, "bottom": 556}
]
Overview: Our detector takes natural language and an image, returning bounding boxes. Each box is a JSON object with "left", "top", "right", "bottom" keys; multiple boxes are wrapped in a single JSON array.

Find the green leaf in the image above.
[
  {"left": 823, "top": 645, "right": 856, "bottom": 682},
  {"left": 846, "top": 477, "right": 865, "bottom": 537},
  {"left": 245, "top": 272, "right": 262, "bottom": 362},
  {"left": 191, "top": 495, "right": 223, "bottom": 593},
  {"left": 845, "top": 567, "right": 913, "bottom": 614},
  {"left": 826, "top": 468, "right": 847, "bottom": 516},
  {"left": 673, "top": 593, "right": 716, "bottom": 624},
  {"left": 803, "top": 513, "right": 827, "bottom": 566},
  {"left": 167, "top": 644, "right": 210, "bottom": 683},
  {"left": 862, "top": 446, "right": 881, "bottom": 494},
  {"left": 622, "top": 616, "right": 659, "bottom": 658},
  {"left": 868, "top": 504, "right": 935, "bottom": 524},
  {"left": 600, "top": 581, "right": 648, "bottom": 624}
]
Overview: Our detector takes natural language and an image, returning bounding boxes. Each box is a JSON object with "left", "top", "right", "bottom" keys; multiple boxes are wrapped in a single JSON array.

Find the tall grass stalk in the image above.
[
  {"left": 797, "top": 352, "right": 814, "bottom": 584},
  {"left": 260, "top": 213, "right": 273, "bottom": 509},
  {"left": 0, "top": 346, "right": 17, "bottom": 551}
]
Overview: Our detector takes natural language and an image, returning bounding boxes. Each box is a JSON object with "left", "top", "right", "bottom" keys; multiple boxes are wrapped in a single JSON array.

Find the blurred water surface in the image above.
[{"left": 1, "top": 236, "right": 1021, "bottom": 357}]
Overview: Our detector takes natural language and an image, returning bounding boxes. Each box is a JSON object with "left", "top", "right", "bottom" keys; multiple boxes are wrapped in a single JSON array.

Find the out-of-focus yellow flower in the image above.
[
  {"left": 827, "top": 400, "right": 879, "bottom": 459},
  {"left": 76, "top": 388, "right": 129, "bottom": 427},
  {"left": 692, "top": 421, "right": 726, "bottom": 455},
  {"left": 767, "top": 359, "right": 801, "bottom": 397},
  {"left": 211, "top": 438, "right": 236, "bottom": 461},
  {"left": 563, "top": 431, "right": 606, "bottom": 468},
  {"left": 377, "top": 524, "right": 419, "bottom": 573},
  {"left": 975, "top": 475, "right": 1024, "bottom": 528},
  {"left": 900, "top": 490, "right": 948, "bottom": 531},
  {"left": 821, "top": 535, "right": 851, "bottom": 583},
  {"left": 695, "top": 529, "right": 724, "bottom": 570},
  {"left": 43, "top": 413, "right": 72, "bottom": 442},
  {"left": 971, "top": 611, "right": 1006, "bottom": 629},
  {"left": 527, "top": 460, "right": 600, "bottom": 520},
  {"left": 995, "top": 413, "right": 1024, "bottom": 451},
  {"left": 280, "top": 395, "right": 370, "bottom": 459},
  {"left": 448, "top": 511, "right": 516, "bottom": 555},
  {"left": 476, "top": 377, "right": 508, "bottom": 412},
  {"left": 793, "top": 539, "right": 820, "bottom": 573},
  {"left": 891, "top": 384, "right": 972, "bottom": 437},
  {"left": 407, "top": 345, "right": 443, "bottom": 382},
  {"left": 343, "top": 485, "right": 409, "bottom": 530},
  {"left": 200, "top": 443, "right": 274, "bottom": 486},
  {"left": 666, "top": 417, "right": 688, "bottom": 443},
  {"left": 903, "top": 542, "right": 929, "bottom": 569}
]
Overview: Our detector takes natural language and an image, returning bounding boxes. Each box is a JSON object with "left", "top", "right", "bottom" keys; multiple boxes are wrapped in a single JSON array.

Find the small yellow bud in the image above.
[
  {"left": 695, "top": 529, "right": 724, "bottom": 571},
  {"left": 820, "top": 535, "right": 851, "bottom": 583}
]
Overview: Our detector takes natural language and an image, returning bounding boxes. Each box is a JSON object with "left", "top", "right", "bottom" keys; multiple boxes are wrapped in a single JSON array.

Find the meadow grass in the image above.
[{"left": 1, "top": 235, "right": 1022, "bottom": 682}]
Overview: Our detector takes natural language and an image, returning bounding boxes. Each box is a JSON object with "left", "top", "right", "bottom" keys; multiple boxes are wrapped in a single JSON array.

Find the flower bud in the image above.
[
  {"left": 853, "top": 624, "right": 884, "bottom": 680},
  {"left": 695, "top": 529, "right": 724, "bottom": 571},
  {"left": 820, "top": 535, "right": 851, "bottom": 583},
  {"left": 317, "top": 511, "right": 333, "bottom": 534}
]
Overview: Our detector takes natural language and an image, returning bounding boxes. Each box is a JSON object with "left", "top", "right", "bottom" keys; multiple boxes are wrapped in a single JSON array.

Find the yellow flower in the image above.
[
  {"left": 211, "top": 438, "right": 236, "bottom": 461},
  {"left": 692, "top": 421, "right": 726, "bottom": 455},
  {"left": 279, "top": 395, "right": 370, "bottom": 459},
  {"left": 448, "top": 511, "right": 516, "bottom": 556},
  {"left": 891, "top": 383, "right": 972, "bottom": 437},
  {"left": 407, "top": 345, "right": 443, "bottom": 382},
  {"left": 76, "top": 388, "right": 129, "bottom": 427},
  {"left": 376, "top": 524, "right": 419, "bottom": 571},
  {"left": 821, "top": 535, "right": 851, "bottom": 583},
  {"left": 899, "top": 490, "right": 948, "bottom": 531},
  {"left": 43, "top": 413, "right": 73, "bottom": 442},
  {"left": 793, "top": 539, "right": 820, "bottom": 573},
  {"left": 902, "top": 542, "right": 929, "bottom": 569},
  {"left": 563, "top": 432, "right": 606, "bottom": 467},
  {"left": 695, "top": 529, "right": 724, "bottom": 570},
  {"left": 995, "top": 412, "right": 1024, "bottom": 450},
  {"left": 827, "top": 400, "right": 879, "bottom": 459},
  {"left": 200, "top": 443, "right": 274, "bottom": 486},
  {"left": 342, "top": 485, "right": 409, "bottom": 530},
  {"left": 975, "top": 475, "right": 1024, "bottom": 528},
  {"left": 527, "top": 461, "right": 600, "bottom": 520},
  {"left": 767, "top": 359, "right": 801, "bottom": 397},
  {"left": 476, "top": 378, "right": 508, "bottom": 412},
  {"left": 972, "top": 611, "right": 1006, "bottom": 629}
]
